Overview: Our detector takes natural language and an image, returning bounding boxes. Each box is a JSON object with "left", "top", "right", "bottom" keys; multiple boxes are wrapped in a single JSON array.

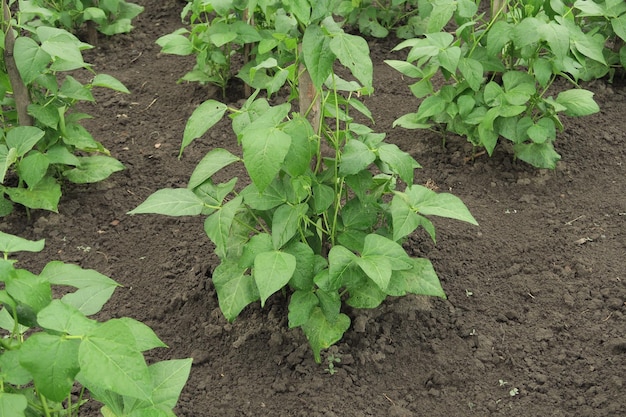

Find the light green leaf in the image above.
[
  {"left": 272, "top": 203, "right": 308, "bottom": 249},
  {"left": 92, "top": 74, "right": 130, "bottom": 94},
  {"left": 20, "top": 333, "right": 80, "bottom": 402},
  {"left": 5, "top": 176, "right": 61, "bottom": 212},
  {"left": 284, "top": 242, "right": 316, "bottom": 291},
  {"left": 63, "top": 155, "right": 124, "bottom": 184},
  {"left": 242, "top": 127, "right": 291, "bottom": 193},
  {"left": 212, "top": 260, "right": 259, "bottom": 321},
  {"left": 0, "top": 231, "right": 45, "bottom": 254},
  {"left": 407, "top": 185, "right": 478, "bottom": 225},
  {"left": 6, "top": 126, "right": 45, "bottom": 158},
  {"left": 5, "top": 269, "right": 51, "bottom": 314},
  {"left": 0, "top": 146, "right": 18, "bottom": 184},
  {"left": 356, "top": 255, "right": 392, "bottom": 290},
  {"left": 377, "top": 143, "right": 420, "bottom": 184},
  {"left": 204, "top": 196, "right": 243, "bottom": 258},
  {"left": 301, "top": 308, "right": 350, "bottom": 363},
  {"left": 340, "top": 139, "right": 376, "bottom": 176},
  {"left": 156, "top": 32, "right": 193, "bottom": 56},
  {"left": 240, "top": 181, "right": 286, "bottom": 210},
  {"left": 438, "top": 46, "right": 461, "bottom": 74},
  {"left": 612, "top": 14, "right": 626, "bottom": 41},
  {"left": 288, "top": 290, "right": 318, "bottom": 328},
  {"left": 390, "top": 194, "right": 420, "bottom": 241},
  {"left": 117, "top": 317, "right": 167, "bottom": 351},
  {"left": 181, "top": 100, "right": 228, "bottom": 156},
  {"left": 14, "top": 37, "right": 51, "bottom": 84},
  {"left": 0, "top": 350, "right": 31, "bottom": 386},
  {"left": 239, "top": 234, "right": 273, "bottom": 269},
  {"left": 0, "top": 393, "right": 28, "bottom": 417},
  {"left": 79, "top": 320, "right": 153, "bottom": 400},
  {"left": 513, "top": 142, "right": 561, "bottom": 169},
  {"left": 282, "top": 116, "right": 316, "bottom": 177},
  {"left": 59, "top": 76, "right": 93, "bottom": 101},
  {"left": 36, "top": 300, "right": 97, "bottom": 335},
  {"left": 41, "top": 34, "right": 87, "bottom": 70},
  {"left": 327, "top": 245, "right": 357, "bottom": 290},
  {"left": 302, "top": 25, "right": 335, "bottom": 89},
  {"left": 458, "top": 57, "right": 483, "bottom": 91},
  {"left": 188, "top": 148, "right": 240, "bottom": 189},
  {"left": 329, "top": 32, "right": 373, "bottom": 89},
  {"left": 555, "top": 89, "right": 599, "bottom": 116},
  {"left": 312, "top": 183, "right": 334, "bottom": 214},
  {"left": 347, "top": 279, "right": 387, "bottom": 308},
  {"left": 149, "top": 359, "right": 192, "bottom": 409},
  {"left": 254, "top": 251, "right": 296, "bottom": 307},
  {"left": 527, "top": 118, "right": 556, "bottom": 144},
  {"left": 387, "top": 258, "right": 445, "bottom": 297},
  {"left": 427, "top": 0, "right": 457, "bottom": 32},
  {"left": 362, "top": 234, "right": 413, "bottom": 270},
  {"left": 129, "top": 188, "right": 205, "bottom": 216}
]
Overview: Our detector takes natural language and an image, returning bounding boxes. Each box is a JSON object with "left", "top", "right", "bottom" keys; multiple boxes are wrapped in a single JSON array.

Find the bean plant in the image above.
[
  {"left": 1, "top": 2, "right": 127, "bottom": 215},
  {"left": 388, "top": 0, "right": 606, "bottom": 169},
  {"left": 131, "top": 0, "right": 478, "bottom": 362},
  {"left": 0, "top": 231, "right": 191, "bottom": 416}
]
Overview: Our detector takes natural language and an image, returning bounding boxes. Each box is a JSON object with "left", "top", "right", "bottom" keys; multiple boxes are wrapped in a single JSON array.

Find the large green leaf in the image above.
[
  {"left": 301, "top": 307, "right": 350, "bottom": 363},
  {"left": 5, "top": 269, "right": 51, "bottom": 314},
  {"left": 288, "top": 290, "right": 318, "bottom": 328},
  {"left": 13, "top": 37, "right": 51, "bottom": 84},
  {"left": 129, "top": 188, "right": 205, "bottom": 216},
  {"left": 188, "top": 148, "right": 240, "bottom": 189},
  {"left": 377, "top": 143, "right": 420, "bottom": 184},
  {"left": 272, "top": 203, "right": 308, "bottom": 249},
  {"left": 329, "top": 32, "right": 373, "bottom": 90},
  {"left": 4, "top": 176, "right": 61, "bottom": 212},
  {"left": 20, "top": 333, "right": 81, "bottom": 402},
  {"left": 356, "top": 255, "right": 392, "bottom": 290},
  {"left": 386, "top": 258, "right": 445, "bottom": 298},
  {"left": 340, "top": 140, "right": 376, "bottom": 176},
  {"left": 302, "top": 24, "right": 335, "bottom": 89},
  {"left": 79, "top": 320, "right": 153, "bottom": 400},
  {"left": 203, "top": 196, "right": 243, "bottom": 258},
  {"left": 64, "top": 155, "right": 124, "bottom": 184},
  {"left": 18, "top": 152, "right": 49, "bottom": 188},
  {"left": 6, "top": 126, "right": 45, "bottom": 158},
  {"left": 0, "top": 392, "right": 28, "bottom": 417},
  {"left": 242, "top": 126, "right": 291, "bottom": 193},
  {"left": 407, "top": 185, "right": 478, "bottom": 225},
  {"left": 36, "top": 300, "right": 97, "bottom": 335},
  {"left": 149, "top": 359, "right": 192, "bottom": 409},
  {"left": 0, "top": 231, "right": 44, "bottom": 254},
  {"left": 390, "top": 194, "right": 420, "bottom": 241},
  {"left": 254, "top": 251, "right": 296, "bottom": 306},
  {"left": 347, "top": 278, "right": 387, "bottom": 308},
  {"left": 555, "top": 89, "right": 599, "bottom": 117},
  {"left": 281, "top": 116, "right": 316, "bottom": 177},
  {"left": 327, "top": 245, "right": 357, "bottom": 291},
  {"left": 181, "top": 100, "right": 228, "bottom": 156},
  {"left": 212, "top": 260, "right": 259, "bottom": 321},
  {"left": 513, "top": 142, "right": 561, "bottom": 169},
  {"left": 117, "top": 317, "right": 167, "bottom": 351},
  {"left": 92, "top": 74, "right": 130, "bottom": 94}
]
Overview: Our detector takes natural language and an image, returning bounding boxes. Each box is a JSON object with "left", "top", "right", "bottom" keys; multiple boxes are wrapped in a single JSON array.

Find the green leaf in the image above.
[
  {"left": 240, "top": 181, "right": 286, "bottom": 210},
  {"left": 242, "top": 127, "right": 291, "bottom": 193},
  {"left": 390, "top": 194, "right": 420, "bottom": 241},
  {"left": 20, "top": 333, "right": 81, "bottom": 402},
  {"left": 377, "top": 143, "right": 420, "bottom": 184},
  {"left": 387, "top": 258, "right": 445, "bottom": 298},
  {"left": 36, "top": 300, "right": 97, "bottom": 335},
  {"left": 92, "top": 74, "right": 130, "bottom": 94},
  {"left": 329, "top": 32, "right": 373, "bottom": 90},
  {"left": 41, "top": 33, "right": 87, "bottom": 71},
  {"left": 59, "top": 76, "right": 94, "bottom": 101},
  {"left": 14, "top": 37, "right": 51, "bottom": 84},
  {"left": 427, "top": 0, "right": 457, "bottom": 32},
  {"left": 327, "top": 245, "right": 357, "bottom": 291},
  {"left": 188, "top": 148, "right": 240, "bottom": 189},
  {"left": 284, "top": 242, "right": 316, "bottom": 291},
  {"left": 0, "top": 231, "right": 45, "bottom": 254},
  {"left": 0, "top": 350, "right": 31, "bottom": 386},
  {"left": 156, "top": 31, "right": 194, "bottom": 56},
  {"left": 79, "top": 320, "right": 153, "bottom": 400},
  {"left": 356, "top": 255, "right": 392, "bottom": 290},
  {"left": 288, "top": 290, "right": 318, "bottom": 328},
  {"left": 527, "top": 118, "right": 556, "bottom": 144},
  {"left": 129, "top": 188, "right": 205, "bottom": 216},
  {"left": 204, "top": 196, "right": 243, "bottom": 258},
  {"left": 254, "top": 251, "right": 296, "bottom": 307},
  {"left": 282, "top": 116, "right": 316, "bottom": 177},
  {"left": 555, "top": 89, "right": 599, "bottom": 116},
  {"left": 513, "top": 142, "right": 561, "bottom": 169},
  {"left": 458, "top": 57, "right": 483, "bottom": 91},
  {"left": 340, "top": 139, "right": 376, "bottom": 176},
  {"left": 212, "top": 260, "right": 259, "bottom": 321},
  {"left": 347, "top": 279, "right": 387, "bottom": 308},
  {"left": 28, "top": 104, "right": 59, "bottom": 129},
  {"left": 6, "top": 126, "right": 45, "bottom": 158},
  {"left": 302, "top": 25, "right": 335, "bottom": 89},
  {"left": 5, "top": 176, "right": 61, "bottom": 212},
  {"left": 362, "top": 234, "right": 413, "bottom": 269},
  {"left": 0, "top": 391, "right": 28, "bottom": 417},
  {"left": 149, "top": 359, "right": 192, "bottom": 409},
  {"left": 438, "top": 46, "right": 461, "bottom": 74},
  {"left": 407, "top": 185, "right": 478, "bottom": 225},
  {"left": 5, "top": 269, "right": 51, "bottom": 314},
  {"left": 301, "top": 307, "right": 350, "bottom": 363},
  {"left": 181, "top": 100, "right": 228, "bottom": 156},
  {"left": 118, "top": 317, "right": 167, "bottom": 351},
  {"left": 272, "top": 203, "right": 308, "bottom": 250},
  {"left": 239, "top": 234, "right": 273, "bottom": 269},
  {"left": 63, "top": 155, "right": 124, "bottom": 183},
  {"left": 612, "top": 14, "right": 626, "bottom": 41}
]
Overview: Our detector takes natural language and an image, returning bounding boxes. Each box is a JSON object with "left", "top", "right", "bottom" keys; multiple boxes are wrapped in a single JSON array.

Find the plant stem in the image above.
[{"left": 2, "top": 0, "right": 34, "bottom": 126}]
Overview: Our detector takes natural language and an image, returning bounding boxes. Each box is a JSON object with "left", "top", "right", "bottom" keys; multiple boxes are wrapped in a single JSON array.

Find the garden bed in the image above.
[{"left": 4, "top": 1, "right": 626, "bottom": 416}]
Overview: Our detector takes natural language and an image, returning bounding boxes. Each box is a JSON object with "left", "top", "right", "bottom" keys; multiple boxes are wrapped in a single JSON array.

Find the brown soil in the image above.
[{"left": 4, "top": 1, "right": 626, "bottom": 416}]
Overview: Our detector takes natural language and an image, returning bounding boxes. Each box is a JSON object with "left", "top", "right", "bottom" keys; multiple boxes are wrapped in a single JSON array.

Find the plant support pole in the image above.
[{"left": 2, "top": 0, "right": 34, "bottom": 126}]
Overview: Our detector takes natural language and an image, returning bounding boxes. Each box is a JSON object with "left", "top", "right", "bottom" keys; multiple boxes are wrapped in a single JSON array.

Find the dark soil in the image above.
[{"left": 4, "top": 1, "right": 626, "bottom": 416}]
